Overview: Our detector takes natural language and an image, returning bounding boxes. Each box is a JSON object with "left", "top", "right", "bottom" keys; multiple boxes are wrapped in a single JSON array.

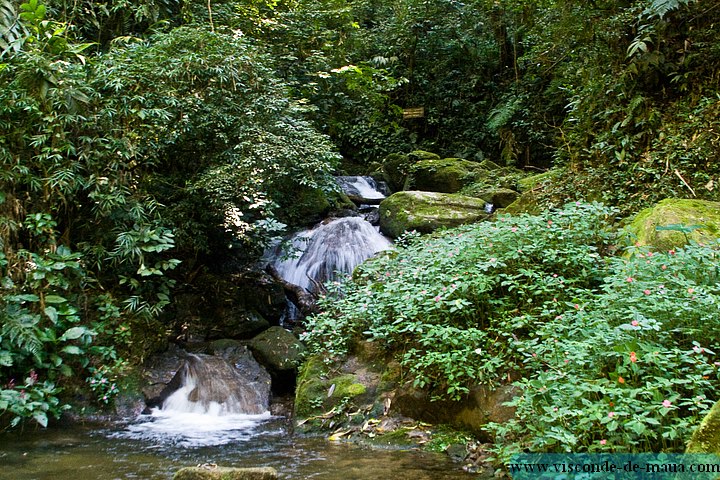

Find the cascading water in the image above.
[
  {"left": 161, "top": 353, "right": 269, "bottom": 415},
  {"left": 272, "top": 217, "right": 393, "bottom": 292},
  {"left": 335, "top": 176, "right": 387, "bottom": 204},
  {"left": 117, "top": 353, "right": 272, "bottom": 447}
]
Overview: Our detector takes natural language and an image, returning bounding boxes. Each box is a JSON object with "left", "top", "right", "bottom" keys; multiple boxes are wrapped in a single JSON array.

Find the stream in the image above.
[{"left": 0, "top": 415, "right": 477, "bottom": 479}]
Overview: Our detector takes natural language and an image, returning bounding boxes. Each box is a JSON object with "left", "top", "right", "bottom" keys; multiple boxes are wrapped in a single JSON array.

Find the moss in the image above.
[
  {"left": 479, "top": 159, "right": 502, "bottom": 170},
  {"left": 500, "top": 191, "right": 540, "bottom": 215},
  {"left": 473, "top": 187, "right": 520, "bottom": 209},
  {"left": 330, "top": 375, "right": 367, "bottom": 398},
  {"left": 625, "top": 198, "right": 720, "bottom": 251},
  {"left": 686, "top": 400, "right": 720, "bottom": 454},
  {"left": 409, "top": 158, "right": 487, "bottom": 193},
  {"left": 517, "top": 170, "right": 559, "bottom": 192},
  {"left": 382, "top": 153, "right": 412, "bottom": 191},
  {"left": 379, "top": 191, "right": 489, "bottom": 238},
  {"left": 407, "top": 150, "right": 441, "bottom": 161},
  {"left": 173, "top": 466, "right": 277, "bottom": 480}
]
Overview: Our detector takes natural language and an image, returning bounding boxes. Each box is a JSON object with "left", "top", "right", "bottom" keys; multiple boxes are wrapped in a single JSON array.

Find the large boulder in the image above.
[
  {"left": 174, "top": 466, "right": 277, "bottom": 480},
  {"left": 379, "top": 191, "right": 489, "bottom": 238},
  {"left": 382, "top": 150, "right": 440, "bottom": 191},
  {"left": 474, "top": 187, "right": 520, "bottom": 209},
  {"left": 625, "top": 198, "right": 720, "bottom": 251},
  {"left": 408, "top": 158, "right": 487, "bottom": 193}
]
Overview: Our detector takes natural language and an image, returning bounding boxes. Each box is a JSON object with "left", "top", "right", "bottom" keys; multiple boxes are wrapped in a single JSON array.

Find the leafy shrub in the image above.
[
  {"left": 487, "top": 240, "right": 720, "bottom": 457},
  {"left": 303, "top": 201, "right": 620, "bottom": 400}
]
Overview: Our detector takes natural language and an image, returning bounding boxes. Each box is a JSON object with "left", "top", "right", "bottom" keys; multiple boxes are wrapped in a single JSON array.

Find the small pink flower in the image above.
[
  {"left": 643, "top": 289, "right": 651, "bottom": 295},
  {"left": 574, "top": 304, "right": 580, "bottom": 310},
  {"left": 600, "top": 439, "right": 607, "bottom": 445},
  {"left": 434, "top": 295, "right": 441, "bottom": 302},
  {"left": 511, "top": 227, "right": 518, "bottom": 233},
  {"left": 608, "top": 411, "right": 615, "bottom": 418},
  {"left": 626, "top": 277, "right": 634, "bottom": 283},
  {"left": 662, "top": 400, "right": 672, "bottom": 408},
  {"left": 630, "top": 352, "right": 638, "bottom": 363},
  {"left": 661, "top": 264, "right": 667, "bottom": 270},
  {"left": 631, "top": 320, "right": 639, "bottom": 327},
  {"left": 669, "top": 249, "right": 676, "bottom": 255},
  {"left": 688, "top": 288, "right": 695, "bottom": 294}
]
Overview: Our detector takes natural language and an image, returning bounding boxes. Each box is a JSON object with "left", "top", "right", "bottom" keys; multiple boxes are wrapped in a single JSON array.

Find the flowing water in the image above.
[
  {"left": 0, "top": 352, "right": 477, "bottom": 479},
  {"left": 272, "top": 217, "right": 393, "bottom": 292},
  {"left": 0, "top": 418, "right": 477, "bottom": 479}
]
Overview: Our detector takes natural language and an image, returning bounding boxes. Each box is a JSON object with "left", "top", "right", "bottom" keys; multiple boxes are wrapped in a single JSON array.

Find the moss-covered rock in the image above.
[
  {"left": 474, "top": 187, "right": 520, "bottom": 209},
  {"left": 500, "top": 191, "right": 541, "bottom": 215},
  {"left": 408, "top": 158, "right": 487, "bottom": 193},
  {"left": 379, "top": 191, "right": 489, "bottom": 238},
  {"left": 517, "top": 169, "right": 560, "bottom": 193},
  {"left": 686, "top": 400, "right": 720, "bottom": 454},
  {"left": 382, "top": 150, "right": 441, "bottom": 192},
  {"left": 173, "top": 466, "right": 277, "bottom": 480},
  {"left": 625, "top": 198, "right": 720, "bottom": 251},
  {"left": 249, "top": 326, "right": 305, "bottom": 374},
  {"left": 294, "top": 355, "right": 373, "bottom": 419}
]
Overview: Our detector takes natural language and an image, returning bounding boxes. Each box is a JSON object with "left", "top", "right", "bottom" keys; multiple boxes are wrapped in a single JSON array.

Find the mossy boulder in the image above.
[
  {"left": 408, "top": 158, "right": 487, "bottom": 193},
  {"left": 686, "top": 400, "right": 720, "bottom": 454},
  {"left": 517, "top": 170, "right": 559, "bottom": 193},
  {"left": 379, "top": 191, "right": 489, "bottom": 238},
  {"left": 173, "top": 466, "right": 277, "bottom": 480},
  {"left": 500, "top": 191, "right": 541, "bottom": 215},
  {"left": 474, "top": 187, "right": 520, "bottom": 209},
  {"left": 625, "top": 198, "right": 720, "bottom": 251},
  {"left": 294, "top": 355, "right": 372, "bottom": 418},
  {"left": 382, "top": 150, "right": 440, "bottom": 191},
  {"left": 249, "top": 326, "right": 305, "bottom": 374}
]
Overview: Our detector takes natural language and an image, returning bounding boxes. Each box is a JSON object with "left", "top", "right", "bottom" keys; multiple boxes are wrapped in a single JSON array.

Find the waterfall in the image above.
[
  {"left": 335, "top": 176, "right": 387, "bottom": 204},
  {"left": 273, "top": 217, "right": 393, "bottom": 292},
  {"left": 161, "top": 353, "right": 269, "bottom": 415}
]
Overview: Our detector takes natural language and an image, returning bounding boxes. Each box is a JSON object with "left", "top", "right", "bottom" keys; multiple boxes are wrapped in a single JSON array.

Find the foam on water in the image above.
[{"left": 115, "top": 408, "right": 272, "bottom": 447}]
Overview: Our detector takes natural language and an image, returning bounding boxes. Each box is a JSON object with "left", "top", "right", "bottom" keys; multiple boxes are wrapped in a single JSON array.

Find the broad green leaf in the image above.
[
  {"left": 44, "top": 295, "right": 67, "bottom": 304},
  {"left": 61, "top": 345, "right": 82, "bottom": 355},
  {"left": 59, "top": 326, "right": 86, "bottom": 341}
]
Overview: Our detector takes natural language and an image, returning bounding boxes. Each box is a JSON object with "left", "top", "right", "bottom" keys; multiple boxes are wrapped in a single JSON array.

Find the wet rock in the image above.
[
  {"left": 625, "top": 198, "right": 720, "bottom": 251},
  {"left": 336, "top": 176, "right": 387, "bottom": 205},
  {"left": 379, "top": 191, "right": 489, "bottom": 238},
  {"left": 173, "top": 466, "right": 278, "bottom": 480}
]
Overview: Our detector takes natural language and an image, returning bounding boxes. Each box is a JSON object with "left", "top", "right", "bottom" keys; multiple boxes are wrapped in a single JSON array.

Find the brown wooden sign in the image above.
[{"left": 402, "top": 107, "right": 425, "bottom": 119}]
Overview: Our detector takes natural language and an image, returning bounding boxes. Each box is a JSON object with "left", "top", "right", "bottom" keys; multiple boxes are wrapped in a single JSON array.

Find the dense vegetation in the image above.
[
  {"left": 1, "top": 0, "right": 719, "bottom": 454},
  {"left": 305, "top": 203, "right": 720, "bottom": 454}
]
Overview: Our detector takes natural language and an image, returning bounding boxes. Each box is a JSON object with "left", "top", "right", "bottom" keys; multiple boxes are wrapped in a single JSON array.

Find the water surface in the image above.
[{"left": 0, "top": 415, "right": 477, "bottom": 479}]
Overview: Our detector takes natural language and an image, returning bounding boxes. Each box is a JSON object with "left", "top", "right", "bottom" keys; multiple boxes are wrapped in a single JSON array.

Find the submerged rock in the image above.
[
  {"left": 379, "top": 191, "right": 489, "bottom": 238},
  {"left": 625, "top": 198, "right": 720, "bottom": 250},
  {"left": 173, "top": 466, "right": 277, "bottom": 480}
]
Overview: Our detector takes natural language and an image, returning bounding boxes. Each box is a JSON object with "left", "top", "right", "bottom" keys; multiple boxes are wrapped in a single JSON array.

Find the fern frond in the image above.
[
  {"left": 644, "top": 0, "right": 693, "bottom": 19},
  {"left": 0, "top": 307, "right": 42, "bottom": 356}
]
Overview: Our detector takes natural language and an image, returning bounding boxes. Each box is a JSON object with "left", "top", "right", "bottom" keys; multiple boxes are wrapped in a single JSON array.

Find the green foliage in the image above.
[
  {"left": 306, "top": 204, "right": 720, "bottom": 455},
  {"left": 487, "top": 240, "right": 720, "bottom": 457},
  {"left": 304, "top": 202, "right": 619, "bottom": 400}
]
